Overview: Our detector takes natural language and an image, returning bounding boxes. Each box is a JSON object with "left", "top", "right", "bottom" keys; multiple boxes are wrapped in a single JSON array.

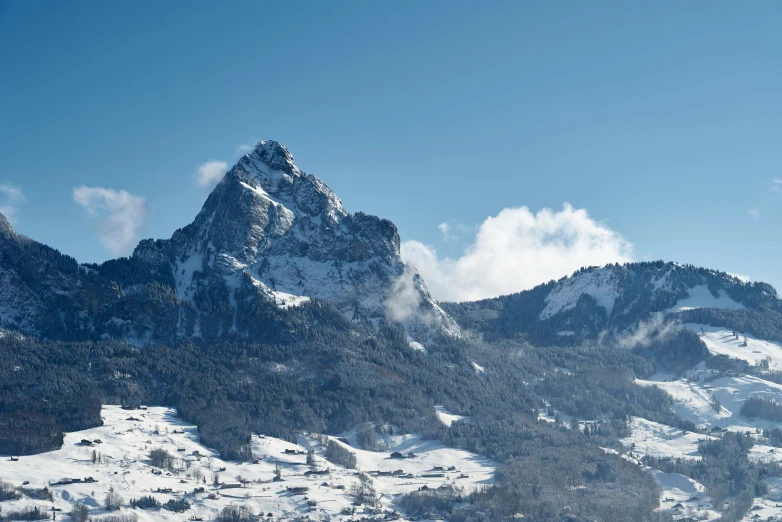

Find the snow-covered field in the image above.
[
  {"left": 538, "top": 270, "right": 746, "bottom": 323},
  {"left": 636, "top": 374, "right": 732, "bottom": 429},
  {"left": 618, "top": 419, "right": 722, "bottom": 520},
  {"left": 689, "top": 324, "right": 782, "bottom": 371},
  {"left": 621, "top": 417, "right": 717, "bottom": 461},
  {"left": 634, "top": 326, "right": 782, "bottom": 431},
  {"left": 0, "top": 406, "right": 495, "bottom": 521},
  {"left": 635, "top": 372, "right": 782, "bottom": 432},
  {"left": 650, "top": 470, "right": 720, "bottom": 521},
  {"left": 734, "top": 476, "right": 782, "bottom": 521}
]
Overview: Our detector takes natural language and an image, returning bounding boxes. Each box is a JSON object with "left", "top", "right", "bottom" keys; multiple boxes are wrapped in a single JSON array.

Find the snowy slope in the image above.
[
  {"left": 689, "top": 324, "right": 782, "bottom": 370},
  {"left": 637, "top": 371, "right": 782, "bottom": 431},
  {"left": 668, "top": 286, "right": 744, "bottom": 312},
  {"left": 0, "top": 406, "right": 494, "bottom": 521},
  {"left": 540, "top": 268, "right": 620, "bottom": 319},
  {"left": 650, "top": 470, "right": 720, "bottom": 521},
  {"left": 533, "top": 263, "right": 767, "bottom": 327},
  {"left": 623, "top": 325, "right": 782, "bottom": 520},
  {"left": 434, "top": 406, "right": 468, "bottom": 427},
  {"left": 609, "top": 430, "right": 721, "bottom": 521},
  {"left": 619, "top": 419, "right": 722, "bottom": 520},
  {"left": 621, "top": 417, "right": 717, "bottom": 461},
  {"left": 635, "top": 374, "right": 731, "bottom": 429}
]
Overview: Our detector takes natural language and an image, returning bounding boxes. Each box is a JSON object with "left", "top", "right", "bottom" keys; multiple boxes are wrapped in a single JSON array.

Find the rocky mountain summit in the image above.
[{"left": 0, "top": 141, "right": 458, "bottom": 345}]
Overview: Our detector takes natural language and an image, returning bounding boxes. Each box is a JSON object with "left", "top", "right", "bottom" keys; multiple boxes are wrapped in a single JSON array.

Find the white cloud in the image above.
[
  {"left": 748, "top": 207, "right": 760, "bottom": 218},
  {"left": 437, "top": 221, "right": 473, "bottom": 241},
  {"left": 401, "top": 203, "right": 634, "bottom": 302},
  {"left": 437, "top": 222, "right": 454, "bottom": 240},
  {"left": 0, "top": 183, "right": 25, "bottom": 223},
  {"left": 196, "top": 160, "right": 228, "bottom": 188},
  {"left": 0, "top": 184, "right": 23, "bottom": 201},
  {"left": 615, "top": 316, "right": 679, "bottom": 350},
  {"left": 236, "top": 142, "right": 255, "bottom": 154},
  {"left": 771, "top": 179, "right": 782, "bottom": 194},
  {"left": 386, "top": 264, "right": 426, "bottom": 323},
  {"left": 73, "top": 186, "right": 147, "bottom": 256},
  {"left": 728, "top": 272, "right": 751, "bottom": 283}
]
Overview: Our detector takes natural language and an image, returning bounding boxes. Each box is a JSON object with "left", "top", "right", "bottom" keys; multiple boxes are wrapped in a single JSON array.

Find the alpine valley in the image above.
[{"left": 3, "top": 141, "right": 782, "bottom": 522}]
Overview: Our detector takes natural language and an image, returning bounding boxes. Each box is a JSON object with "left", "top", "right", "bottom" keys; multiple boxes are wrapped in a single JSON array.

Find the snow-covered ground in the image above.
[
  {"left": 636, "top": 371, "right": 782, "bottom": 433},
  {"left": 650, "top": 470, "right": 720, "bottom": 521},
  {"left": 689, "top": 324, "right": 782, "bottom": 371},
  {"left": 621, "top": 417, "right": 717, "bottom": 461},
  {"left": 540, "top": 269, "right": 620, "bottom": 320},
  {"left": 268, "top": 289, "right": 310, "bottom": 309},
  {"left": 748, "top": 444, "right": 782, "bottom": 465},
  {"left": 536, "top": 402, "right": 574, "bottom": 427},
  {"left": 539, "top": 270, "right": 746, "bottom": 322},
  {"left": 735, "top": 477, "right": 782, "bottom": 521},
  {"left": 635, "top": 375, "right": 731, "bottom": 429},
  {"left": 618, "top": 419, "right": 722, "bottom": 520},
  {"left": 623, "top": 326, "right": 782, "bottom": 520},
  {"left": 408, "top": 341, "right": 426, "bottom": 352},
  {"left": 0, "top": 405, "right": 495, "bottom": 521},
  {"left": 635, "top": 327, "right": 782, "bottom": 431},
  {"left": 434, "top": 406, "right": 468, "bottom": 427},
  {"left": 668, "top": 287, "right": 744, "bottom": 313}
]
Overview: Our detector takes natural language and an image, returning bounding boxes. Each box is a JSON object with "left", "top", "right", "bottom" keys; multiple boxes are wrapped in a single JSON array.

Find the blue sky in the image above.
[{"left": 1, "top": 1, "right": 782, "bottom": 299}]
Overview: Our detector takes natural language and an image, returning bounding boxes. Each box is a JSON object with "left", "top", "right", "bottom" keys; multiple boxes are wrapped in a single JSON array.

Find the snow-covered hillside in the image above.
[
  {"left": 541, "top": 264, "right": 751, "bottom": 322},
  {"left": 621, "top": 417, "right": 718, "bottom": 461},
  {"left": 0, "top": 406, "right": 495, "bottom": 521},
  {"left": 443, "top": 260, "right": 781, "bottom": 347},
  {"left": 692, "top": 325, "right": 782, "bottom": 371},
  {"left": 667, "top": 286, "right": 744, "bottom": 312},
  {"left": 649, "top": 470, "right": 720, "bottom": 521},
  {"left": 617, "top": 325, "right": 782, "bottom": 520},
  {"left": 540, "top": 267, "right": 621, "bottom": 320}
]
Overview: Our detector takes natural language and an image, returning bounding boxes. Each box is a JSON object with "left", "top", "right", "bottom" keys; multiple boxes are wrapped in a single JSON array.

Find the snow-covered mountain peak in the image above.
[
  {"left": 243, "top": 140, "right": 301, "bottom": 177},
  {"left": 0, "top": 141, "right": 457, "bottom": 345},
  {"left": 227, "top": 140, "right": 346, "bottom": 226},
  {"left": 126, "top": 140, "right": 458, "bottom": 344}
]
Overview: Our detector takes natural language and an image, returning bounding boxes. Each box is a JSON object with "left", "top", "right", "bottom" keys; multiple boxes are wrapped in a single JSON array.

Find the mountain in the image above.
[
  {"left": 0, "top": 141, "right": 457, "bottom": 345},
  {"left": 6, "top": 146, "right": 782, "bottom": 521},
  {"left": 443, "top": 261, "right": 782, "bottom": 346},
  {"left": 1, "top": 141, "right": 779, "bottom": 352}
]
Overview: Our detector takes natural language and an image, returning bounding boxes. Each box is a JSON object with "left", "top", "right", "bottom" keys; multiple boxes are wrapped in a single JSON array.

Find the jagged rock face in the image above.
[
  {"left": 0, "top": 140, "right": 457, "bottom": 345},
  {"left": 134, "top": 140, "right": 458, "bottom": 342}
]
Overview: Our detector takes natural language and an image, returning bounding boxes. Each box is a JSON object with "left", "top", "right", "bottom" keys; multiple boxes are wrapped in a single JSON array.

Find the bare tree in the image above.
[
  {"left": 70, "top": 502, "right": 89, "bottom": 522},
  {"left": 104, "top": 486, "right": 125, "bottom": 511}
]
